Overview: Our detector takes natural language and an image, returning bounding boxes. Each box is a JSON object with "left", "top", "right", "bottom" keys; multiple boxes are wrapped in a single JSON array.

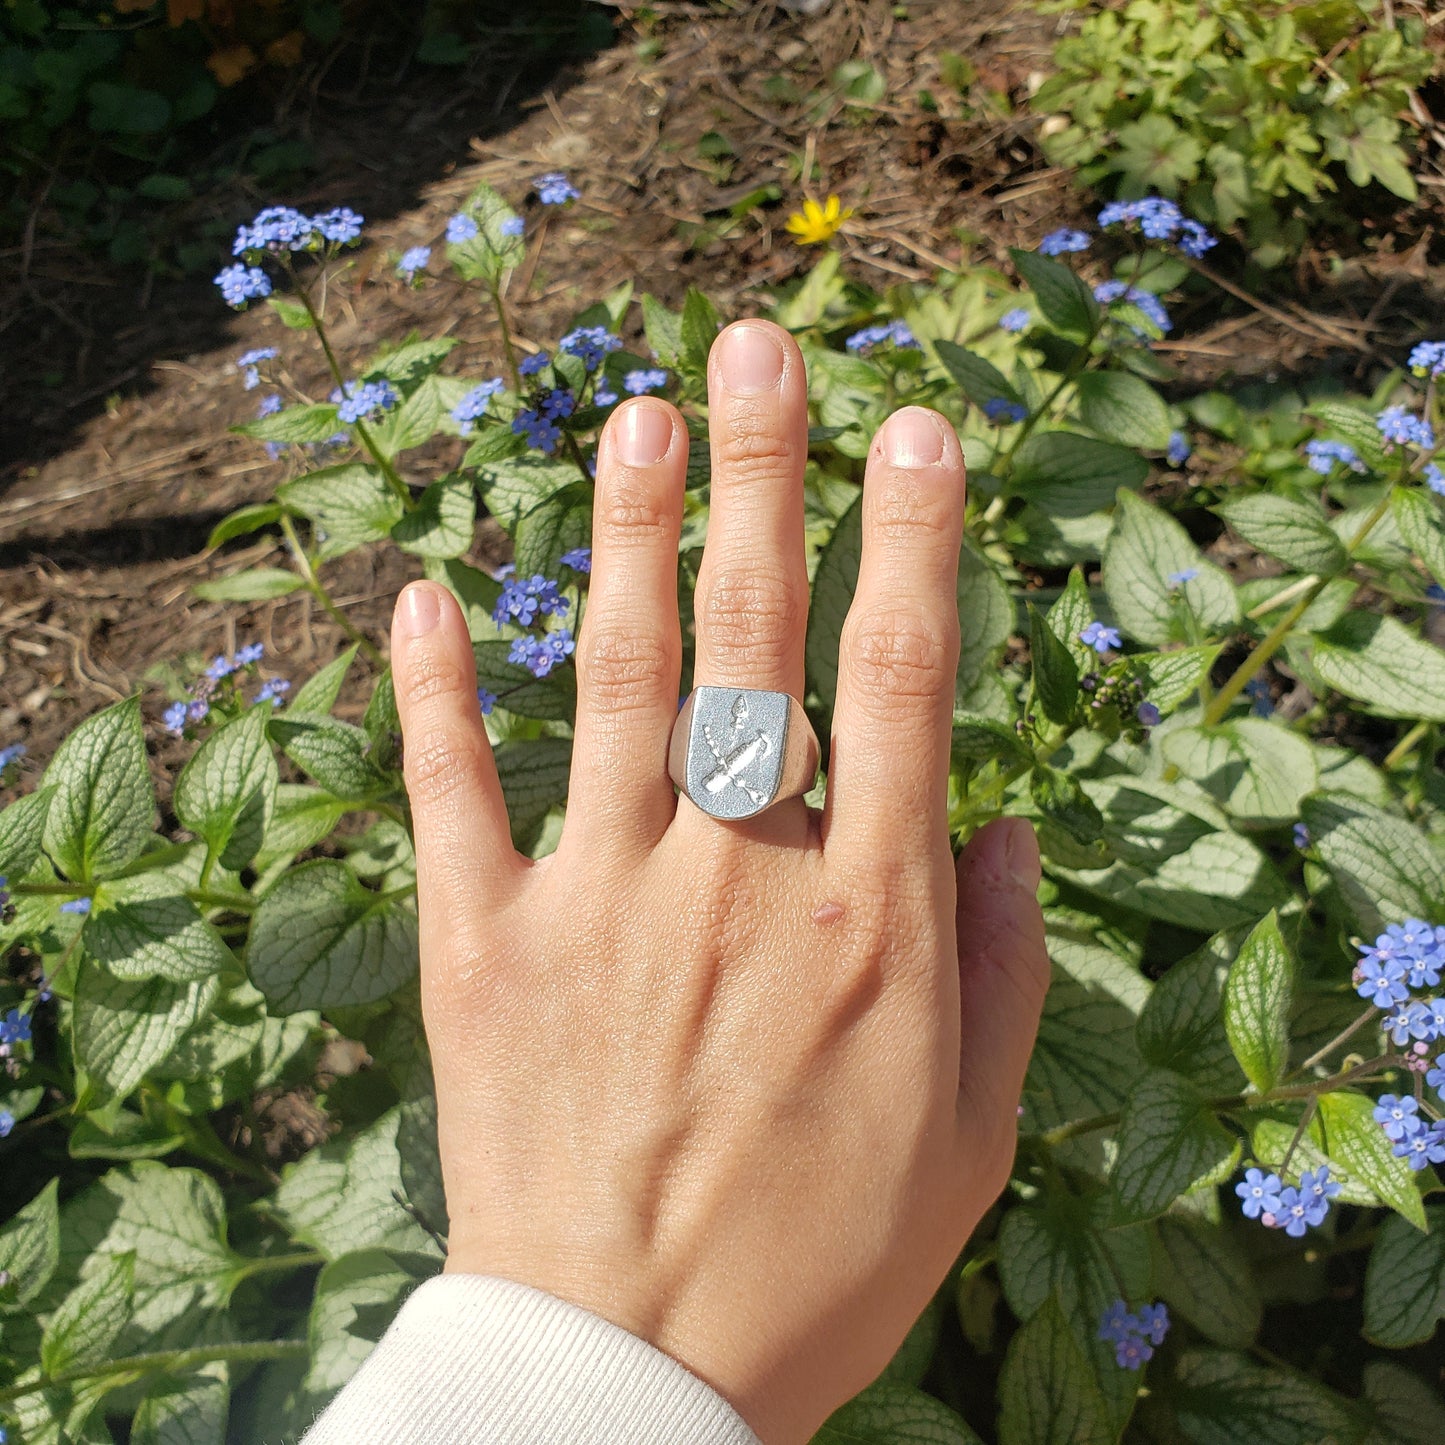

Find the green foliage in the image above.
[
  {"left": 7, "top": 180, "right": 1445, "bottom": 1445},
  {"left": 1035, "top": 0, "right": 1436, "bottom": 263}
]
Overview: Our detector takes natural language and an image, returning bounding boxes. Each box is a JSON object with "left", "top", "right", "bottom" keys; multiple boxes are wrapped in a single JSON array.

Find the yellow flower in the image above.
[{"left": 784, "top": 195, "right": 854, "bottom": 246}]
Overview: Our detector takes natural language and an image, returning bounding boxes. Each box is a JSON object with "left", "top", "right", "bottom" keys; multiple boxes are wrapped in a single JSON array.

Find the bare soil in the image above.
[{"left": 3, "top": 0, "right": 1445, "bottom": 783}]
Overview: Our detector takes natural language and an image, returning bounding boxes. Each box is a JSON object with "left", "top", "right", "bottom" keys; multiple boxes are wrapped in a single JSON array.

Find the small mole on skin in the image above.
[{"left": 812, "top": 900, "right": 845, "bottom": 927}]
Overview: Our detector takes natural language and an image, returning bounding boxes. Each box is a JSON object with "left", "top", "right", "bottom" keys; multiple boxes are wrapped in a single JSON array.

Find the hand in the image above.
[{"left": 389, "top": 320, "right": 1050, "bottom": 1444}]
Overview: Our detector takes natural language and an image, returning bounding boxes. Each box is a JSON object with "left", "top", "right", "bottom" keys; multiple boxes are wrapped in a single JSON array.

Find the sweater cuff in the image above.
[{"left": 300, "top": 1273, "right": 763, "bottom": 1445}]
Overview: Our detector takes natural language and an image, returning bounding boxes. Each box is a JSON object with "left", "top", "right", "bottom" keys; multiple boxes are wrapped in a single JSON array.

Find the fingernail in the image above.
[
  {"left": 397, "top": 584, "right": 441, "bottom": 639},
  {"left": 718, "top": 324, "right": 785, "bottom": 393},
  {"left": 1000, "top": 817, "right": 1042, "bottom": 892},
  {"left": 885, "top": 408, "right": 947, "bottom": 467},
  {"left": 618, "top": 401, "right": 673, "bottom": 466}
]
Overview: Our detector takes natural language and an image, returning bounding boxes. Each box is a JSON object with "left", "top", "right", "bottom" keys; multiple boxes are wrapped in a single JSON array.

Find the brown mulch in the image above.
[{"left": 4, "top": 0, "right": 1445, "bottom": 781}]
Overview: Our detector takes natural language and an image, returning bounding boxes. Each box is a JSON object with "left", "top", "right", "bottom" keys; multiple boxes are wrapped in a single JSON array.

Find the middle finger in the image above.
[{"left": 692, "top": 320, "right": 811, "bottom": 699}]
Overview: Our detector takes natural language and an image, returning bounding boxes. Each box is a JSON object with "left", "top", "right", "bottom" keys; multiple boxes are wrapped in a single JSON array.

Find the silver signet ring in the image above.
[{"left": 668, "top": 686, "right": 820, "bottom": 821}]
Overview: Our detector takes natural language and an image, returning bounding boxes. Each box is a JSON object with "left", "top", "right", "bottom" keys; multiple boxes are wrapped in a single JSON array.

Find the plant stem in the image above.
[
  {"left": 0, "top": 1339, "right": 308, "bottom": 1404},
  {"left": 278, "top": 515, "right": 383, "bottom": 665},
  {"left": 1244, "top": 574, "right": 1319, "bottom": 621},
  {"left": 190, "top": 889, "right": 256, "bottom": 913},
  {"left": 1290, "top": 1004, "right": 1378, "bottom": 1078},
  {"left": 488, "top": 277, "right": 523, "bottom": 394},
  {"left": 226, "top": 1249, "right": 327, "bottom": 1287},
  {"left": 1033, "top": 1052, "right": 1399, "bottom": 1150},
  {"left": 1383, "top": 720, "right": 1429, "bottom": 770},
  {"left": 1203, "top": 489, "right": 1393, "bottom": 726},
  {"left": 289, "top": 271, "right": 411, "bottom": 508}
]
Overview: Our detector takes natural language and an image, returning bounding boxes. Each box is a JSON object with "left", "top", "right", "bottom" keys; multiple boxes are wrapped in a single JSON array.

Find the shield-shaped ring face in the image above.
[{"left": 683, "top": 686, "right": 792, "bottom": 821}]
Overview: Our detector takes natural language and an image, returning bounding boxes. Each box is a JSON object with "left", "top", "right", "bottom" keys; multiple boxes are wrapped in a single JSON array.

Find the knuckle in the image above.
[
  {"left": 404, "top": 731, "right": 487, "bottom": 808},
  {"left": 699, "top": 566, "right": 799, "bottom": 663},
  {"left": 596, "top": 475, "right": 674, "bottom": 538},
  {"left": 577, "top": 624, "right": 677, "bottom": 707},
  {"left": 714, "top": 415, "right": 796, "bottom": 485},
  {"left": 844, "top": 607, "right": 955, "bottom": 704},
  {"left": 401, "top": 649, "right": 474, "bottom": 710}
]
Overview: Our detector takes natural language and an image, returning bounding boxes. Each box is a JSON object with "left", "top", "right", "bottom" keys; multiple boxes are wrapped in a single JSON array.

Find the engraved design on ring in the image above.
[{"left": 669, "top": 686, "right": 818, "bottom": 821}]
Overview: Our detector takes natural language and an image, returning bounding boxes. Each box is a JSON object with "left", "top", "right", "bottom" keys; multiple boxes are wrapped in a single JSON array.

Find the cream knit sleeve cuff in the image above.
[{"left": 299, "top": 1273, "right": 764, "bottom": 1445}]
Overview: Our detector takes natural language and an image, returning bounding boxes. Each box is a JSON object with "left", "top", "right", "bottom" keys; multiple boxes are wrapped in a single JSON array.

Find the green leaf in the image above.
[
  {"left": 1031, "top": 766, "right": 1103, "bottom": 845},
  {"left": 305, "top": 1250, "right": 430, "bottom": 1394},
  {"left": 193, "top": 568, "right": 306, "bottom": 602},
  {"left": 206, "top": 502, "right": 283, "bottom": 550},
  {"left": 1103, "top": 491, "right": 1239, "bottom": 645},
  {"left": 680, "top": 287, "right": 721, "bottom": 374},
  {"left": 1222, "top": 912, "right": 1293, "bottom": 1094},
  {"left": 816, "top": 1382, "right": 984, "bottom": 1444},
  {"left": 641, "top": 294, "right": 684, "bottom": 370},
  {"left": 1173, "top": 1349, "right": 1360, "bottom": 1445},
  {"left": 271, "top": 1108, "right": 443, "bottom": 1260},
  {"left": 805, "top": 491, "right": 863, "bottom": 714},
  {"left": 392, "top": 473, "right": 476, "bottom": 559},
  {"left": 1045, "top": 567, "right": 1096, "bottom": 658},
  {"left": 1217, "top": 494, "right": 1347, "bottom": 575},
  {"left": 87, "top": 81, "right": 168, "bottom": 134},
  {"left": 1390, "top": 486, "right": 1445, "bottom": 585},
  {"left": 41, "top": 1252, "right": 133, "bottom": 1376},
  {"left": 42, "top": 698, "right": 153, "bottom": 883},
  {"left": 0, "top": 1179, "right": 60, "bottom": 1310},
  {"left": 130, "top": 1364, "right": 229, "bottom": 1445},
  {"left": 1012, "top": 431, "right": 1147, "bottom": 518},
  {"left": 1136, "top": 933, "right": 1245, "bottom": 1095},
  {"left": 423, "top": 558, "right": 503, "bottom": 641},
  {"left": 1011, "top": 248, "right": 1099, "bottom": 337},
  {"left": 1153, "top": 1217, "right": 1261, "bottom": 1349},
  {"left": 85, "top": 884, "right": 231, "bottom": 985},
  {"left": 474, "top": 641, "right": 576, "bottom": 723},
  {"left": 1075, "top": 371, "right": 1172, "bottom": 451},
  {"left": 1310, "top": 612, "right": 1445, "bottom": 721},
  {"left": 1134, "top": 645, "right": 1221, "bottom": 716},
  {"left": 959, "top": 538, "right": 1015, "bottom": 696},
  {"left": 266, "top": 294, "right": 315, "bottom": 330},
  {"left": 1361, "top": 1360, "right": 1445, "bottom": 1445},
  {"left": 278, "top": 465, "right": 404, "bottom": 556},
  {"left": 1162, "top": 719, "right": 1318, "bottom": 826},
  {"left": 398, "top": 1057, "right": 447, "bottom": 1239},
  {"left": 514, "top": 481, "right": 592, "bottom": 580},
  {"left": 997, "top": 1197, "right": 1150, "bottom": 1427},
  {"left": 493, "top": 739, "right": 573, "bottom": 850},
  {"left": 0, "top": 786, "right": 55, "bottom": 879},
  {"left": 1308, "top": 400, "right": 1387, "bottom": 471},
  {"left": 446, "top": 182, "right": 525, "bottom": 283},
  {"left": 54, "top": 1162, "right": 239, "bottom": 1356},
  {"left": 1363, "top": 1207, "right": 1445, "bottom": 1347},
  {"left": 1316, "top": 1091, "right": 1426, "bottom": 1231},
  {"left": 1029, "top": 606, "right": 1080, "bottom": 724},
  {"left": 1300, "top": 793, "right": 1445, "bottom": 937},
  {"left": 247, "top": 859, "right": 418, "bottom": 1013},
  {"left": 173, "top": 706, "right": 278, "bottom": 872},
  {"left": 952, "top": 717, "right": 1030, "bottom": 767},
  {"left": 72, "top": 963, "right": 219, "bottom": 1100},
  {"left": 237, "top": 402, "right": 342, "bottom": 443},
  {"left": 290, "top": 646, "right": 359, "bottom": 716},
  {"left": 933, "top": 340, "right": 1020, "bottom": 408},
  {"left": 365, "top": 337, "right": 459, "bottom": 385},
  {"left": 478, "top": 457, "right": 577, "bottom": 532},
  {"left": 1109, "top": 1069, "right": 1239, "bottom": 1225},
  {"left": 269, "top": 714, "right": 392, "bottom": 803},
  {"left": 997, "top": 1297, "right": 1112, "bottom": 1445}
]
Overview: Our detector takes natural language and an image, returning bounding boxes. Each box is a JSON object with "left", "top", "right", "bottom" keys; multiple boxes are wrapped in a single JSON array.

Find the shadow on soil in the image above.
[{"left": 0, "top": 1, "right": 615, "bottom": 485}]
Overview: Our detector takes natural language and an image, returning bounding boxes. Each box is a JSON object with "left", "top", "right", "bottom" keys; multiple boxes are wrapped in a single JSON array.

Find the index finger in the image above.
[{"left": 823, "top": 407, "right": 966, "bottom": 857}]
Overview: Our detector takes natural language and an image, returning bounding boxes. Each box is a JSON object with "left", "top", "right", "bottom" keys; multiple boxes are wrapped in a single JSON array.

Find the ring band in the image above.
[{"left": 668, "top": 686, "right": 820, "bottom": 821}]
